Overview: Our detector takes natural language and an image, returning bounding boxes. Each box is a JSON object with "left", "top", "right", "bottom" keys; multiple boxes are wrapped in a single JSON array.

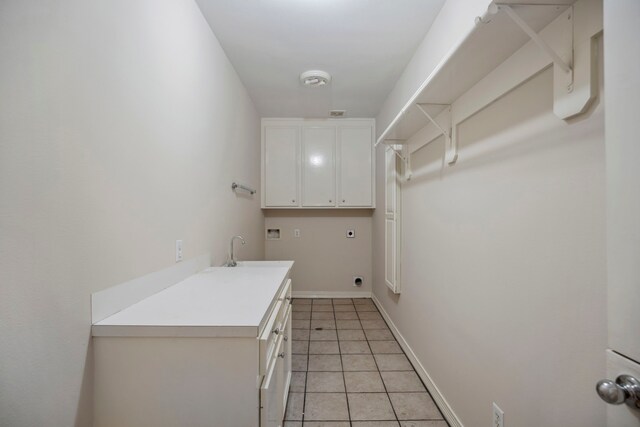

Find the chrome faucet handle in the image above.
[{"left": 227, "top": 235, "right": 246, "bottom": 267}]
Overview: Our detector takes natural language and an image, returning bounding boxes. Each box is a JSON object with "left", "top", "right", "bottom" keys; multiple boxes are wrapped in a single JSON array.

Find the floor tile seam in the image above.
[
  {"left": 364, "top": 301, "right": 449, "bottom": 424},
  {"left": 363, "top": 306, "right": 400, "bottom": 423},
  {"left": 330, "top": 299, "right": 351, "bottom": 425},
  {"left": 301, "top": 331, "right": 312, "bottom": 424}
]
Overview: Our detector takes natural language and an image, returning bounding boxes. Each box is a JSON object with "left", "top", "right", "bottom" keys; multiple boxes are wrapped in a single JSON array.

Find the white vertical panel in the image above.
[
  {"left": 385, "top": 147, "right": 401, "bottom": 293},
  {"left": 604, "top": 0, "right": 640, "bottom": 364},
  {"left": 302, "top": 127, "right": 336, "bottom": 207},
  {"left": 265, "top": 127, "right": 299, "bottom": 207}
]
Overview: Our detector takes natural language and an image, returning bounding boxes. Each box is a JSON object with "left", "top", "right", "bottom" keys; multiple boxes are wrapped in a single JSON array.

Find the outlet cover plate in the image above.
[{"left": 493, "top": 402, "right": 504, "bottom": 427}]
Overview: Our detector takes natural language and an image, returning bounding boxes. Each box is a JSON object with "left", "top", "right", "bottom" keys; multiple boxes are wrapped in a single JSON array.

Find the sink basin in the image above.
[{"left": 235, "top": 260, "right": 294, "bottom": 268}]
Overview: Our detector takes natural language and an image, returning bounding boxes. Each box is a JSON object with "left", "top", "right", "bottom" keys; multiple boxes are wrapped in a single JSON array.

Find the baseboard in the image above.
[
  {"left": 292, "top": 290, "right": 372, "bottom": 299},
  {"left": 371, "top": 293, "right": 464, "bottom": 427}
]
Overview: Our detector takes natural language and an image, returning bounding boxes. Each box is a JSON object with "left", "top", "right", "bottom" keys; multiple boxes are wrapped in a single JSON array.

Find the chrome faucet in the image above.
[{"left": 225, "top": 235, "right": 246, "bottom": 267}]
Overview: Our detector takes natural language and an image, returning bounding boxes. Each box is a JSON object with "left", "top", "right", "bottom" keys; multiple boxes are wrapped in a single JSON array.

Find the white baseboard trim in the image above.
[
  {"left": 292, "top": 291, "right": 372, "bottom": 299},
  {"left": 371, "top": 293, "right": 463, "bottom": 427}
]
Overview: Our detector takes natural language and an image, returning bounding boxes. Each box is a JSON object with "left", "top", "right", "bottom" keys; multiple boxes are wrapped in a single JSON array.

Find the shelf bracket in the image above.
[
  {"left": 416, "top": 103, "right": 457, "bottom": 165},
  {"left": 384, "top": 141, "right": 407, "bottom": 162},
  {"left": 384, "top": 141, "right": 412, "bottom": 181},
  {"left": 497, "top": 4, "right": 572, "bottom": 75}
]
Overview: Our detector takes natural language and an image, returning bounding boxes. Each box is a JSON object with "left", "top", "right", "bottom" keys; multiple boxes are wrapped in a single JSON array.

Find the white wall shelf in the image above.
[{"left": 376, "top": 0, "right": 602, "bottom": 175}]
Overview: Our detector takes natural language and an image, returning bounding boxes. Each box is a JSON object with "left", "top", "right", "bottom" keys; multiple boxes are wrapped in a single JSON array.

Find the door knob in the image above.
[{"left": 596, "top": 375, "right": 640, "bottom": 408}]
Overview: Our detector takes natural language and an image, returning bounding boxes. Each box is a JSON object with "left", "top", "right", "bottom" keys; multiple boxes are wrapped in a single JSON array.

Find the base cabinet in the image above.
[{"left": 94, "top": 280, "right": 292, "bottom": 427}]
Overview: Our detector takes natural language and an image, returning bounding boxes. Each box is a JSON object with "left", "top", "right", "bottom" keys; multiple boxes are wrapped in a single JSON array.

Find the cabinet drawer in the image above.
[{"left": 259, "top": 279, "right": 291, "bottom": 375}]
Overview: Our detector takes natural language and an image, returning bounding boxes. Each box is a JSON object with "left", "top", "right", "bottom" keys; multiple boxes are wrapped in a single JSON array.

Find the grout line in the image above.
[
  {"left": 300, "top": 302, "right": 312, "bottom": 424},
  {"left": 291, "top": 297, "right": 446, "bottom": 425},
  {"left": 331, "top": 298, "right": 351, "bottom": 425},
  {"left": 360, "top": 300, "right": 401, "bottom": 423}
]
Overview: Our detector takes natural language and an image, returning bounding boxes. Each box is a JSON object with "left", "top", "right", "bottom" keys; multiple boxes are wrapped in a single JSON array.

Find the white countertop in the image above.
[{"left": 92, "top": 262, "right": 293, "bottom": 338}]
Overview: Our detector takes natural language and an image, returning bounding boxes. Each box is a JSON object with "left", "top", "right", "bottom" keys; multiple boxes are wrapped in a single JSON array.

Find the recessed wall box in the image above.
[{"left": 266, "top": 228, "right": 281, "bottom": 240}]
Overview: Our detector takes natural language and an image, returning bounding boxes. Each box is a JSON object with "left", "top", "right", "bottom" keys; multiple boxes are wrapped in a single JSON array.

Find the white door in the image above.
[
  {"left": 338, "top": 127, "right": 373, "bottom": 207},
  {"left": 384, "top": 146, "right": 401, "bottom": 294},
  {"left": 302, "top": 127, "right": 336, "bottom": 207},
  {"left": 597, "top": 1, "right": 640, "bottom": 424},
  {"left": 264, "top": 126, "right": 299, "bottom": 207}
]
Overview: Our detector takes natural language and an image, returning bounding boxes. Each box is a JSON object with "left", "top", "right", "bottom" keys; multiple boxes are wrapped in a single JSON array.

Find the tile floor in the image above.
[{"left": 285, "top": 297, "right": 449, "bottom": 427}]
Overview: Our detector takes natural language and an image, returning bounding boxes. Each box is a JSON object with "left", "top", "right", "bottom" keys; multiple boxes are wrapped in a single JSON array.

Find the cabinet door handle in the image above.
[
  {"left": 292, "top": 199, "right": 295, "bottom": 203},
  {"left": 278, "top": 352, "right": 285, "bottom": 358},
  {"left": 329, "top": 199, "right": 332, "bottom": 203},
  {"left": 272, "top": 328, "right": 280, "bottom": 335},
  {"left": 342, "top": 199, "right": 346, "bottom": 203},
  {"left": 283, "top": 336, "right": 288, "bottom": 342}
]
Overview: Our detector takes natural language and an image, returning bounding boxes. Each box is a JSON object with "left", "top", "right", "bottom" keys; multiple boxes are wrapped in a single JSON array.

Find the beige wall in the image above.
[
  {"left": 373, "top": 63, "right": 606, "bottom": 426},
  {"left": 0, "top": 1, "right": 263, "bottom": 425},
  {"left": 265, "top": 211, "right": 372, "bottom": 297}
]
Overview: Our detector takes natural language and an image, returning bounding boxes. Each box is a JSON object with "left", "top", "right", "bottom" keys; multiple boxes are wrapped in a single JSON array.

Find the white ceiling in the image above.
[{"left": 195, "top": 0, "right": 446, "bottom": 119}]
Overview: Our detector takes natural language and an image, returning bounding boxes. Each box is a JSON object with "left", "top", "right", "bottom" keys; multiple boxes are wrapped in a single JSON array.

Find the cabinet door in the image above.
[
  {"left": 265, "top": 127, "right": 299, "bottom": 207},
  {"left": 260, "top": 337, "right": 284, "bottom": 427},
  {"left": 281, "top": 306, "right": 292, "bottom": 415},
  {"left": 338, "top": 127, "right": 373, "bottom": 207},
  {"left": 302, "top": 127, "right": 335, "bottom": 207}
]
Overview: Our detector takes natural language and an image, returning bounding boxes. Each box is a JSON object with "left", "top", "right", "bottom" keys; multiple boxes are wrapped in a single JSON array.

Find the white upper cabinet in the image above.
[
  {"left": 262, "top": 119, "right": 375, "bottom": 209},
  {"left": 302, "top": 127, "right": 336, "bottom": 207},
  {"left": 263, "top": 126, "right": 299, "bottom": 207},
  {"left": 338, "top": 127, "right": 373, "bottom": 207}
]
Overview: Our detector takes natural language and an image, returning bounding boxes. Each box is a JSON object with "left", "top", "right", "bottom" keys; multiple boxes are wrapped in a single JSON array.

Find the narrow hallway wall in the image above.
[
  {"left": 265, "top": 211, "right": 373, "bottom": 297},
  {"left": 0, "top": 1, "right": 263, "bottom": 425},
  {"left": 372, "top": 63, "right": 606, "bottom": 426}
]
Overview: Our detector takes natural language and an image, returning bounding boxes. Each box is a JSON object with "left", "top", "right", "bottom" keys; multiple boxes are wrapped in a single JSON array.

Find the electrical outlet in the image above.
[
  {"left": 493, "top": 402, "right": 504, "bottom": 427},
  {"left": 175, "top": 240, "right": 183, "bottom": 262},
  {"left": 294, "top": 229, "right": 301, "bottom": 238}
]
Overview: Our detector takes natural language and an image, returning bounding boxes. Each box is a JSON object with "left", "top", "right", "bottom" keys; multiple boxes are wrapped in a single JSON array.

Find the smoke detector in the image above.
[{"left": 300, "top": 70, "right": 331, "bottom": 87}]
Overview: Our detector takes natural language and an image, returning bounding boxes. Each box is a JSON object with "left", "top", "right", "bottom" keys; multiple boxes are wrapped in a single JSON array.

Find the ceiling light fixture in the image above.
[{"left": 300, "top": 70, "right": 331, "bottom": 87}]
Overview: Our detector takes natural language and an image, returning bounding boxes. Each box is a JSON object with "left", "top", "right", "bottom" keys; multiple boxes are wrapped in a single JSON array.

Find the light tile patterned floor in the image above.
[{"left": 285, "top": 297, "right": 450, "bottom": 427}]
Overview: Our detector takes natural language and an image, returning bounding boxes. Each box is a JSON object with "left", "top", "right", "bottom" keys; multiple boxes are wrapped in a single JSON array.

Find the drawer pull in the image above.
[
  {"left": 278, "top": 352, "right": 285, "bottom": 358},
  {"left": 272, "top": 328, "right": 280, "bottom": 335}
]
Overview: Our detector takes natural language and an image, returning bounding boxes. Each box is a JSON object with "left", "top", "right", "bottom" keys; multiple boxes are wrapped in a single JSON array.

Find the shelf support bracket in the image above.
[
  {"left": 384, "top": 141, "right": 407, "bottom": 162},
  {"left": 498, "top": 4, "right": 572, "bottom": 75},
  {"left": 384, "top": 141, "right": 412, "bottom": 181},
  {"left": 416, "top": 103, "right": 457, "bottom": 165}
]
